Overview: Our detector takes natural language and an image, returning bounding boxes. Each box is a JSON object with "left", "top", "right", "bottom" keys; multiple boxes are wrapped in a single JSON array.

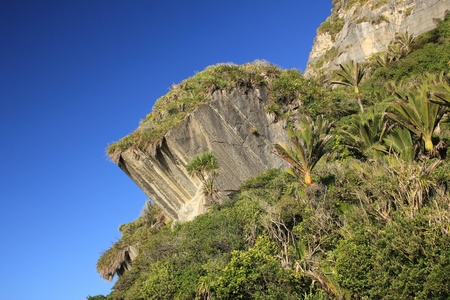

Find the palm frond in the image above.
[
  {"left": 274, "top": 115, "right": 333, "bottom": 184},
  {"left": 387, "top": 83, "right": 445, "bottom": 151},
  {"left": 331, "top": 60, "right": 366, "bottom": 94}
]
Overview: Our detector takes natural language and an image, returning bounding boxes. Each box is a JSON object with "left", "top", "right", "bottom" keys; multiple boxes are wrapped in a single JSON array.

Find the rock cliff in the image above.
[
  {"left": 305, "top": 0, "right": 450, "bottom": 76},
  {"left": 114, "top": 86, "right": 289, "bottom": 222}
]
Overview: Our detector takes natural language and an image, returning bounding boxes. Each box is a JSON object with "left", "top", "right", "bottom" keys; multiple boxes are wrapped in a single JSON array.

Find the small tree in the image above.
[
  {"left": 393, "top": 31, "right": 415, "bottom": 57},
  {"left": 331, "top": 60, "right": 366, "bottom": 112},
  {"left": 383, "top": 127, "right": 417, "bottom": 162},
  {"left": 340, "top": 108, "right": 390, "bottom": 159},
  {"left": 331, "top": 60, "right": 366, "bottom": 94},
  {"left": 274, "top": 115, "right": 333, "bottom": 185},
  {"left": 186, "top": 151, "right": 220, "bottom": 203},
  {"left": 386, "top": 83, "right": 446, "bottom": 152}
]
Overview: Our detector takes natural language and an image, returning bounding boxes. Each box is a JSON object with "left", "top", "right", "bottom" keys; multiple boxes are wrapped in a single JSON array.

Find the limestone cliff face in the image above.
[
  {"left": 116, "top": 87, "right": 288, "bottom": 222},
  {"left": 305, "top": 0, "right": 450, "bottom": 76}
]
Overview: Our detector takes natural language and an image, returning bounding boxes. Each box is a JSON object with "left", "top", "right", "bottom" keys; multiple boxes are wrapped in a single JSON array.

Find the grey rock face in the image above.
[
  {"left": 305, "top": 0, "right": 450, "bottom": 76},
  {"left": 116, "top": 87, "right": 288, "bottom": 222}
]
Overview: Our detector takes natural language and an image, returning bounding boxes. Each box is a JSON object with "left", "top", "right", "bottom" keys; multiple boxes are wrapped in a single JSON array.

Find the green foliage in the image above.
[
  {"left": 317, "top": 16, "right": 344, "bottom": 41},
  {"left": 186, "top": 150, "right": 220, "bottom": 202},
  {"left": 346, "top": 0, "right": 369, "bottom": 9},
  {"left": 270, "top": 68, "right": 305, "bottom": 103},
  {"left": 386, "top": 83, "right": 446, "bottom": 152},
  {"left": 384, "top": 127, "right": 416, "bottom": 162},
  {"left": 86, "top": 296, "right": 107, "bottom": 300},
  {"left": 372, "top": 0, "right": 388, "bottom": 9},
  {"left": 339, "top": 108, "right": 388, "bottom": 159},
  {"left": 186, "top": 150, "right": 218, "bottom": 181},
  {"left": 334, "top": 216, "right": 450, "bottom": 299},
  {"left": 274, "top": 115, "right": 334, "bottom": 185},
  {"left": 366, "top": 15, "right": 450, "bottom": 84},
  {"left": 264, "top": 102, "right": 280, "bottom": 114},
  {"left": 405, "top": 7, "right": 413, "bottom": 17},
  {"left": 372, "top": 14, "right": 390, "bottom": 25},
  {"left": 356, "top": 16, "right": 369, "bottom": 24},
  {"left": 210, "top": 236, "right": 309, "bottom": 299},
  {"left": 331, "top": 60, "right": 366, "bottom": 94},
  {"left": 430, "top": 76, "right": 450, "bottom": 108}
]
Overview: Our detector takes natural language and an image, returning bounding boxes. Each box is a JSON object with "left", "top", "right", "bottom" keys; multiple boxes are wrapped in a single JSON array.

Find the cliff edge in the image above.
[
  {"left": 108, "top": 63, "right": 293, "bottom": 221},
  {"left": 305, "top": 0, "right": 450, "bottom": 76}
]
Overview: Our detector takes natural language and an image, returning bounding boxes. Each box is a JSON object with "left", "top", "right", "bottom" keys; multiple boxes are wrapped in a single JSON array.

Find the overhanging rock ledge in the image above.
[{"left": 115, "top": 86, "right": 289, "bottom": 222}]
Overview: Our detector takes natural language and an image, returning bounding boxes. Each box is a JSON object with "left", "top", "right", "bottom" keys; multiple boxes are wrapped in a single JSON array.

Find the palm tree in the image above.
[
  {"left": 186, "top": 150, "right": 218, "bottom": 181},
  {"left": 430, "top": 80, "right": 450, "bottom": 108},
  {"left": 331, "top": 60, "right": 366, "bottom": 94},
  {"left": 385, "top": 84, "right": 446, "bottom": 152},
  {"left": 331, "top": 60, "right": 366, "bottom": 112},
  {"left": 186, "top": 150, "right": 220, "bottom": 203},
  {"left": 273, "top": 115, "right": 333, "bottom": 185},
  {"left": 383, "top": 127, "right": 416, "bottom": 162},
  {"left": 393, "top": 31, "right": 415, "bottom": 57},
  {"left": 374, "top": 52, "right": 393, "bottom": 68},
  {"left": 340, "top": 108, "right": 390, "bottom": 159}
]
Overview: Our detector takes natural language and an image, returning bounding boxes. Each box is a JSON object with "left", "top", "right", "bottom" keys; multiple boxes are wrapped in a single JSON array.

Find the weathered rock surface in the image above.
[
  {"left": 116, "top": 87, "right": 289, "bottom": 222},
  {"left": 305, "top": 0, "right": 450, "bottom": 76}
]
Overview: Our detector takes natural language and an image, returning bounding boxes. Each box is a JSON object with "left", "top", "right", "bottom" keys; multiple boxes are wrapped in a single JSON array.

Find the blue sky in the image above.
[{"left": 0, "top": 1, "right": 332, "bottom": 299}]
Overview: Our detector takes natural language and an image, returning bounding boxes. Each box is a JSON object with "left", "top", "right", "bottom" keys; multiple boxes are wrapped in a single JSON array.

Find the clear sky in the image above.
[{"left": 0, "top": 1, "right": 332, "bottom": 299}]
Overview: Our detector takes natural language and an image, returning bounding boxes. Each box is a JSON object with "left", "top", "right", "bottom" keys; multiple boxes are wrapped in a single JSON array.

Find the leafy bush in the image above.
[
  {"left": 210, "top": 236, "right": 310, "bottom": 299},
  {"left": 334, "top": 215, "right": 450, "bottom": 299}
]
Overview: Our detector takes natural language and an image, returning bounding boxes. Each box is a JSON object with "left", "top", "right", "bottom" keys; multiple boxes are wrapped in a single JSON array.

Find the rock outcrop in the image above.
[
  {"left": 305, "top": 0, "right": 450, "bottom": 76},
  {"left": 115, "top": 87, "right": 288, "bottom": 222}
]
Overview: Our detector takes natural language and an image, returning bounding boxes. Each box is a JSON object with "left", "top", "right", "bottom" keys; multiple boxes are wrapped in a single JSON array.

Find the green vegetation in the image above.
[
  {"left": 372, "top": 14, "right": 390, "bottom": 25},
  {"left": 347, "top": 0, "right": 369, "bottom": 10},
  {"left": 372, "top": 0, "right": 389, "bottom": 9},
  {"left": 274, "top": 115, "right": 333, "bottom": 185},
  {"left": 311, "top": 47, "right": 340, "bottom": 69},
  {"left": 339, "top": 108, "right": 388, "bottom": 159},
  {"left": 386, "top": 82, "right": 446, "bottom": 152},
  {"left": 356, "top": 16, "right": 369, "bottom": 24},
  {"left": 95, "top": 14, "right": 450, "bottom": 300},
  {"left": 332, "top": 60, "right": 366, "bottom": 111},
  {"left": 331, "top": 60, "right": 366, "bottom": 94},
  {"left": 107, "top": 61, "right": 356, "bottom": 160},
  {"left": 317, "top": 16, "right": 344, "bottom": 41},
  {"left": 186, "top": 151, "right": 220, "bottom": 203},
  {"left": 405, "top": 7, "right": 413, "bottom": 17}
]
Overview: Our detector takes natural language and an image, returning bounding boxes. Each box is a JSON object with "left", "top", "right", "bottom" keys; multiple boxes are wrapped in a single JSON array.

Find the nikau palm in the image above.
[
  {"left": 331, "top": 60, "right": 366, "bottom": 112},
  {"left": 386, "top": 84, "right": 445, "bottom": 152},
  {"left": 331, "top": 60, "right": 366, "bottom": 94},
  {"left": 384, "top": 127, "right": 416, "bottom": 162},
  {"left": 430, "top": 80, "right": 450, "bottom": 108},
  {"left": 186, "top": 150, "right": 218, "bottom": 182},
  {"left": 274, "top": 115, "right": 333, "bottom": 185},
  {"left": 186, "top": 150, "right": 220, "bottom": 203},
  {"left": 340, "top": 108, "right": 389, "bottom": 159},
  {"left": 393, "top": 31, "right": 415, "bottom": 57}
]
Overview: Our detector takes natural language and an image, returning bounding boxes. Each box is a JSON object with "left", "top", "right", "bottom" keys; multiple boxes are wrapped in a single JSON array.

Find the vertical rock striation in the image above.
[{"left": 116, "top": 87, "right": 288, "bottom": 222}]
